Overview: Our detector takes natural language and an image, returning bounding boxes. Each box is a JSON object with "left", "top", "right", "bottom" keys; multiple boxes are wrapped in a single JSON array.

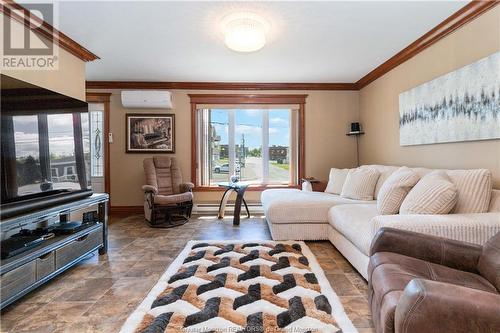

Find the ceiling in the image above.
[{"left": 57, "top": 1, "right": 468, "bottom": 83}]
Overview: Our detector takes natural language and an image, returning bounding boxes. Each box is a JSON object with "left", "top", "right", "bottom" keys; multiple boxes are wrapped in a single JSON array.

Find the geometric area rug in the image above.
[{"left": 120, "top": 241, "right": 358, "bottom": 333}]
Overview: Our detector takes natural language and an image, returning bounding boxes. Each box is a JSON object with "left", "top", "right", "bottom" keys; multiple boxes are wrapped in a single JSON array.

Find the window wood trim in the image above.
[{"left": 189, "top": 94, "right": 307, "bottom": 191}]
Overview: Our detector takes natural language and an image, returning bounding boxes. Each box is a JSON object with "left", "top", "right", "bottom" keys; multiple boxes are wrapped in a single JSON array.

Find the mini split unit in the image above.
[{"left": 121, "top": 90, "right": 173, "bottom": 109}]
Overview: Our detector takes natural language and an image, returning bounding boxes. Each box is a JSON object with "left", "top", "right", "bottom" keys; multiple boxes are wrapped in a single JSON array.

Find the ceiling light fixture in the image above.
[{"left": 222, "top": 12, "right": 270, "bottom": 53}]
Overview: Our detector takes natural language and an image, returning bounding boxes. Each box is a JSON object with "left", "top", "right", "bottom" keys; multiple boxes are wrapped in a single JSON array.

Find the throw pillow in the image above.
[
  {"left": 340, "top": 168, "right": 380, "bottom": 201},
  {"left": 447, "top": 169, "right": 492, "bottom": 214},
  {"left": 400, "top": 171, "right": 458, "bottom": 215},
  {"left": 377, "top": 166, "right": 420, "bottom": 215},
  {"left": 325, "top": 168, "right": 350, "bottom": 194}
]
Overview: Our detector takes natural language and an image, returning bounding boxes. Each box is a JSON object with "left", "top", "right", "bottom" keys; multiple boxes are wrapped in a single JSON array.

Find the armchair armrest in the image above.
[
  {"left": 370, "top": 227, "right": 482, "bottom": 273},
  {"left": 179, "top": 182, "right": 194, "bottom": 193},
  {"left": 142, "top": 185, "right": 158, "bottom": 194},
  {"left": 395, "top": 279, "right": 500, "bottom": 333}
]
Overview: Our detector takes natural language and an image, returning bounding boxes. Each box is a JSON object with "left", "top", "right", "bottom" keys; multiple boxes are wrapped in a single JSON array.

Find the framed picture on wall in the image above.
[
  {"left": 126, "top": 114, "right": 175, "bottom": 153},
  {"left": 399, "top": 51, "right": 500, "bottom": 146}
]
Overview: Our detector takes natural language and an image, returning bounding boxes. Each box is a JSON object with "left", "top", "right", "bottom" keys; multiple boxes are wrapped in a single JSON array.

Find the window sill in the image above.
[{"left": 193, "top": 184, "right": 300, "bottom": 192}]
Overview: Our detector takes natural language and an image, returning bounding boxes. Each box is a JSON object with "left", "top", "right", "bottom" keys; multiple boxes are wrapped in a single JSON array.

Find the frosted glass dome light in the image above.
[{"left": 222, "top": 12, "right": 270, "bottom": 53}]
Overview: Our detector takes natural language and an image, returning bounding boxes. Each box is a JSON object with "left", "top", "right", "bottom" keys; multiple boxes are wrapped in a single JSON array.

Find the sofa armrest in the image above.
[
  {"left": 395, "top": 279, "right": 500, "bottom": 333},
  {"left": 142, "top": 185, "right": 158, "bottom": 194},
  {"left": 180, "top": 182, "right": 194, "bottom": 193},
  {"left": 370, "top": 227, "right": 482, "bottom": 273}
]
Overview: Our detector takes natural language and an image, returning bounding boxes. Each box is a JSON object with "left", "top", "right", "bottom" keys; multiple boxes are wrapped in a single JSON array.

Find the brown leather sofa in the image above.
[{"left": 368, "top": 228, "right": 500, "bottom": 333}]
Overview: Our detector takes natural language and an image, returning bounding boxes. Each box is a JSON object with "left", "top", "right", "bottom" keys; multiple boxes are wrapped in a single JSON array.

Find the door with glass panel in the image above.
[{"left": 88, "top": 103, "right": 105, "bottom": 193}]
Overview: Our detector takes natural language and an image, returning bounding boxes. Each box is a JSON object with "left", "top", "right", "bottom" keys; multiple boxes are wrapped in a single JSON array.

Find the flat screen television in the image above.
[{"left": 1, "top": 75, "right": 93, "bottom": 219}]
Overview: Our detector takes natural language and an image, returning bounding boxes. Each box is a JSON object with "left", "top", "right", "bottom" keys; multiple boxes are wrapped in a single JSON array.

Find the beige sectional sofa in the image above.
[{"left": 261, "top": 165, "right": 500, "bottom": 279}]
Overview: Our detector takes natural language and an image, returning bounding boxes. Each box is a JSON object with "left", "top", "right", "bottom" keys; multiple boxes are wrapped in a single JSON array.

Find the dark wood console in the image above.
[{"left": 0, "top": 193, "right": 108, "bottom": 309}]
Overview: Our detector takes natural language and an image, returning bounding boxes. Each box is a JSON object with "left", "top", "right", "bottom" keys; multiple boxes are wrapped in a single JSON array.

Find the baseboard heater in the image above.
[{"left": 194, "top": 203, "right": 263, "bottom": 214}]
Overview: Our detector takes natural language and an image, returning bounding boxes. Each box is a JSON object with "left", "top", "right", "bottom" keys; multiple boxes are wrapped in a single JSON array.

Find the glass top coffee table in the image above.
[{"left": 217, "top": 182, "right": 251, "bottom": 225}]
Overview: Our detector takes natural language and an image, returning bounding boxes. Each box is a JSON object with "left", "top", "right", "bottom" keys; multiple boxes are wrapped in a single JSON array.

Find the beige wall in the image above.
[
  {"left": 359, "top": 7, "right": 500, "bottom": 188},
  {"left": 90, "top": 89, "right": 360, "bottom": 206},
  {"left": 0, "top": 13, "right": 86, "bottom": 101}
]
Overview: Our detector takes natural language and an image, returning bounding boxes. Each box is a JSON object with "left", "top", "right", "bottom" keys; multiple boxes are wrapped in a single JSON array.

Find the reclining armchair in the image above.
[
  {"left": 142, "top": 156, "right": 194, "bottom": 228},
  {"left": 368, "top": 228, "right": 500, "bottom": 333}
]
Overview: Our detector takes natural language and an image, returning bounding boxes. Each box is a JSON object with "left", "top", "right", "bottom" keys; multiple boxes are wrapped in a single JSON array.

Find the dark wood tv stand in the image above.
[{"left": 0, "top": 193, "right": 108, "bottom": 309}]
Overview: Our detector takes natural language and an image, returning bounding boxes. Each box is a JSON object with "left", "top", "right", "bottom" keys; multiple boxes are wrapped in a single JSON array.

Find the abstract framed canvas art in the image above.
[
  {"left": 126, "top": 114, "right": 175, "bottom": 153},
  {"left": 399, "top": 52, "right": 500, "bottom": 146}
]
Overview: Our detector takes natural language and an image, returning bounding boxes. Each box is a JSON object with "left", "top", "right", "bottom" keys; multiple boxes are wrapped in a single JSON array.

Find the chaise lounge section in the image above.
[{"left": 261, "top": 188, "right": 373, "bottom": 240}]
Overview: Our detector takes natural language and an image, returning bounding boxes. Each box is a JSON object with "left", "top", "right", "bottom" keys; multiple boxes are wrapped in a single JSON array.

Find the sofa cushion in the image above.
[
  {"left": 325, "top": 168, "right": 350, "bottom": 194},
  {"left": 328, "top": 204, "right": 379, "bottom": 255},
  {"left": 447, "top": 169, "right": 492, "bottom": 214},
  {"left": 341, "top": 168, "right": 381, "bottom": 201},
  {"left": 371, "top": 212, "right": 500, "bottom": 246},
  {"left": 154, "top": 192, "right": 193, "bottom": 205},
  {"left": 489, "top": 189, "right": 500, "bottom": 212},
  {"left": 400, "top": 171, "right": 458, "bottom": 215},
  {"left": 402, "top": 167, "right": 491, "bottom": 214},
  {"left": 361, "top": 165, "right": 399, "bottom": 199},
  {"left": 262, "top": 189, "right": 373, "bottom": 225},
  {"left": 377, "top": 167, "right": 420, "bottom": 215}
]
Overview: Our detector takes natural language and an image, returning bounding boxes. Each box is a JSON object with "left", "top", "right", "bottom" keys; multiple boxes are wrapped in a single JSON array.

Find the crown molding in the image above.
[
  {"left": 0, "top": 0, "right": 99, "bottom": 62},
  {"left": 86, "top": 81, "right": 357, "bottom": 91},
  {"left": 356, "top": 0, "right": 499, "bottom": 89}
]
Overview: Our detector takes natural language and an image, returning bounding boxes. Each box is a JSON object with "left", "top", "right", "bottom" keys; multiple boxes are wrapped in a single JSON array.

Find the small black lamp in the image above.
[
  {"left": 346, "top": 122, "right": 364, "bottom": 166},
  {"left": 349, "top": 122, "right": 362, "bottom": 134}
]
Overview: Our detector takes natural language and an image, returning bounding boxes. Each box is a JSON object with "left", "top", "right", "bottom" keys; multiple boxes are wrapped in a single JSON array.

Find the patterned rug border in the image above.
[{"left": 119, "top": 240, "right": 358, "bottom": 333}]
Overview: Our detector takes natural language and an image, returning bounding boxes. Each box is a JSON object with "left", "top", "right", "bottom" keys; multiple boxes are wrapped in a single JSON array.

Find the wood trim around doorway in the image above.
[{"left": 86, "top": 93, "right": 112, "bottom": 202}]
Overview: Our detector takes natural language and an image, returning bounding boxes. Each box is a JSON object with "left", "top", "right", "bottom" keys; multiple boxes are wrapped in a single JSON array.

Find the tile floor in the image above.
[{"left": 0, "top": 214, "right": 374, "bottom": 333}]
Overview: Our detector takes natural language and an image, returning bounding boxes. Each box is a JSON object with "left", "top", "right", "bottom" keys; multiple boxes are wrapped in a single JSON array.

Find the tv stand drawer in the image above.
[
  {"left": 0, "top": 262, "right": 36, "bottom": 301},
  {"left": 55, "top": 226, "right": 103, "bottom": 270},
  {"left": 36, "top": 251, "right": 55, "bottom": 281}
]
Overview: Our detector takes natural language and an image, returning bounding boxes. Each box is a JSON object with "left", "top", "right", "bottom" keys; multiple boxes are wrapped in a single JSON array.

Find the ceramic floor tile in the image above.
[
  {"left": 326, "top": 273, "right": 363, "bottom": 297},
  {"left": 55, "top": 278, "right": 114, "bottom": 302},
  {"left": 12, "top": 301, "right": 94, "bottom": 332},
  {"left": 340, "top": 296, "right": 374, "bottom": 328},
  {"left": 0, "top": 214, "right": 373, "bottom": 332}
]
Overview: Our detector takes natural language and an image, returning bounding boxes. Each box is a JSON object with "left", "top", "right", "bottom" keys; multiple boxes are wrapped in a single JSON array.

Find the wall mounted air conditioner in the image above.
[{"left": 121, "top": 90, "right": 173, "bottom": 109}]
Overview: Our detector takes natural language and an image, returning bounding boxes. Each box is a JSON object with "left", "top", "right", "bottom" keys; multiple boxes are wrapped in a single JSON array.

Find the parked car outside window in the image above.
[{"left": 213, "top": 163, "right": 241, "bottom": 173}]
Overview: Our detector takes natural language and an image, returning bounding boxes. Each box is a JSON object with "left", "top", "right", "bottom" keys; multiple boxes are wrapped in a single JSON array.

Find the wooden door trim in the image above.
[{"left": 86, "top": 93, "right": 111, "bottom": 202}]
